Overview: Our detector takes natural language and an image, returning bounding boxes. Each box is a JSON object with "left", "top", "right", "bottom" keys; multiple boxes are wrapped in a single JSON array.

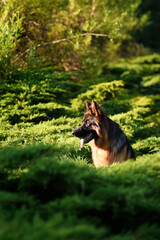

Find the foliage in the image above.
[
  {"left": 0, "top": 1, "right": 160, "bottom": 238},
  {"left": 0, "top": 44, "right": 160, "bottom": 240},
  {"left": 135, "top": 0, "right": 160, "bottom": 50},
  {"left": 0, "top": 0, "right": 23, "bottom": 79},
  {"left": 1, "top": 0, "right": 148, "bottom": 73},
  {"left": 133, "top": 137, "right": 160, "bottom": 156},
  {"left": 0, "top": 146, "right": 160, "bottom": 240},
  {"left": 71, "top": 80, "right": 124, "bottom": 111}
]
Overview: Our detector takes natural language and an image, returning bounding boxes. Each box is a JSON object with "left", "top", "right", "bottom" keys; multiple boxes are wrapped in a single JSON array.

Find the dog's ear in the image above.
[
  {"left": 86, "top": 101, "right": 91, "bottom": 109},
  {"left": 86, "top": 101, "right": 92, "bottom": 115},
  {"left": 91, "top": 100, "right": 100, "bottom": 117},
  {"left": 91, "top": 100, "right": 105, "bottom": 119}
]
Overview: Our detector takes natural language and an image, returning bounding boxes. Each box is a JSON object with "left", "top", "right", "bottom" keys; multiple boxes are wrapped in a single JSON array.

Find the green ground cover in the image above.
[{"left": 0, "top": 54, "right": 160, "bottom": 239}]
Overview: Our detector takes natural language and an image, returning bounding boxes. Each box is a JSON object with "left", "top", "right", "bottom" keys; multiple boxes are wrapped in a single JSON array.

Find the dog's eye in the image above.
[{"left": 85, "top": 120, "right": 90, "bottom": 127}]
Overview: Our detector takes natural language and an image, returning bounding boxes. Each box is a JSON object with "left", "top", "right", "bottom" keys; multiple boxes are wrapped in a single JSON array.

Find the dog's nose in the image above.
[{"left": 72, "top": 130, "right": 76, "bottom": 136}]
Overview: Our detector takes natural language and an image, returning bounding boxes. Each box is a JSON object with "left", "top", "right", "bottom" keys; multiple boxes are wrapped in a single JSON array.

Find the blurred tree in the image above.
[
  {"left": 1, "top": 0, "right": 149, "bottom": 74},
  {"left": 0, "top": 0, "right": 23, "bottom": 79},
  {"left": 135, "top": 0, "right": 160, "bottom": 51}
]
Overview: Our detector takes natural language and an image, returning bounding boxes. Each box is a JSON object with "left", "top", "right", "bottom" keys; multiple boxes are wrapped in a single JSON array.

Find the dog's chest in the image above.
[{"left": 89, "top": 141, "right": 111, "bottom": 167}]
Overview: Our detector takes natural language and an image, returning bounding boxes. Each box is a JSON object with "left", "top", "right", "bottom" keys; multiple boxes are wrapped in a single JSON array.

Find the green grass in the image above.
[{"left": 0, "top": 54, "right": 160, "bottom": 239}]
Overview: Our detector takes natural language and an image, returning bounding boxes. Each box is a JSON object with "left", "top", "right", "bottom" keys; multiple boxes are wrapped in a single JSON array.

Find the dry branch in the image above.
[{"left": 14, "top": 32, "right": 110, "bottom": 63}]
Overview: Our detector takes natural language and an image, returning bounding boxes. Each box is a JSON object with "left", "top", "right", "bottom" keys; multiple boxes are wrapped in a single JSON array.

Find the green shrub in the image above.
[
  {"left": 111, "top": 107, "right": 150, "bottom": 139},
  {"left": 133, "top": 137, "right": 160, "bottom": 156},
  {"left": 1, "top": 145, "right": 160, "bottom": 239},
  {"left": 101, "top": 98, "right": 131, "bottom": 116},
  {"left": 0, "top": 214, "right": 107, "bottom": 240},
  {"left": 71, "top": 80, "right": 124, "bottom": 111},
  {"left": 120, "top": 70, "right": 142, "bottom": 87},
  {"left": 0, "top": 1, "right": 23, "bottom": 80},
  {"left": 106, "top": 55, "right": 160, "bottom": 77},
  {"left": 142, "top": 74, "right": 160, "bottom": 88},
  {"left": 0, "top": 54, "right": 160, "bottom": 239},
  {"left": 141, "top": 74, "right": 160, "bottom": 95},
  {"left": 131, "top": 54, "right": 160, "bottom": 64},
  {"left": 108, "top": 224, "right": 160, "bottom": 240}
]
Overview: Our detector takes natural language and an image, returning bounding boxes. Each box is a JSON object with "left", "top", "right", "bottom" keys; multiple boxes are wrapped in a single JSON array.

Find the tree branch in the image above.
[
  {"left": 36, "top": 32, "right": 110, "bottom": 47},
  {"left": 14, "top": 32, "right": 110, "bottom": 63}
]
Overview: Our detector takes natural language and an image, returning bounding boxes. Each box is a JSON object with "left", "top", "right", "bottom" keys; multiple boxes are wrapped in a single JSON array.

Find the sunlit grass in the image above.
[{"left": 0, "top": 54, "right": 160, "bottom": 240}]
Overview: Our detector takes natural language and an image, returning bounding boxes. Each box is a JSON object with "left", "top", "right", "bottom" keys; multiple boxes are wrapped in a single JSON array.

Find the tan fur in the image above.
[{"left": 89, "top": 137, "right": 128, "bottom": 168}]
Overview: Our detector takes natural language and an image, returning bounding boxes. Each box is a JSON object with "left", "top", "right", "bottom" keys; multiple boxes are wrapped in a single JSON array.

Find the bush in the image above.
[
  {"left": 120, "top": 70, "right": 142, "bottom": 88},
  {"left": 0, "top": 1, "right": 23, "bottom": 80},
  {"left": 0, "top": 145, "right": 160, "bottom": 239},
  {"left": 0, "top": 54, "right": 160, "bottom": 239},
  {"left": 133, "top": 137, "right": 160, "bottom": 155},
  {"left": 71, "top": 80, "right": 124, "bottom": 111}
]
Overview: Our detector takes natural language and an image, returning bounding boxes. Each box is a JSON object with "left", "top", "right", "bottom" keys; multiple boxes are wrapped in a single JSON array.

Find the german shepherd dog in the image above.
[{"left": 72, "top": 100, "right": 135, "bottom": 168}]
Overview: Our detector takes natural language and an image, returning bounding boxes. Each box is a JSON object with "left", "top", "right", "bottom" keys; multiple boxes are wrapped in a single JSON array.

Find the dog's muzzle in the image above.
[
  {"left": 72, "top": 130, "right": 77, "bottom": 136},
  {"left": 72, "top": 127, "right": 97, "bottom": 148}
]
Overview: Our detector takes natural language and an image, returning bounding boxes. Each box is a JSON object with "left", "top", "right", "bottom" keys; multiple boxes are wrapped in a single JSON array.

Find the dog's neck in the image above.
[
  {"left": 89, "top": 137, "right": 128, "bottom": 168},
  {"left": 89, "top": 135, "right": 112, "bottom": 167}
]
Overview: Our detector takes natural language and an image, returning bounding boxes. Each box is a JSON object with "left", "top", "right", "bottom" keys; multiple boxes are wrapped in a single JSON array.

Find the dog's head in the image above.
[{"left": 72, "top": 100, "right": 106, "bottom": 148}]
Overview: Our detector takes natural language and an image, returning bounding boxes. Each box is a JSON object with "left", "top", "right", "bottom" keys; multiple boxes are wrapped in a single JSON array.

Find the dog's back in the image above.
[{"left": 108, "top": 117, "right": 135, "bottom": 160}]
